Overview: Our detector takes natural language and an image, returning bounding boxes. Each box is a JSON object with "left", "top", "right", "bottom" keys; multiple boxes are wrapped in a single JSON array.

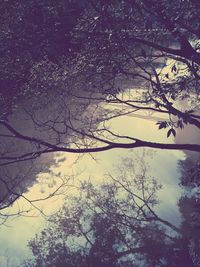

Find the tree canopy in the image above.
[
  {"left": 0, "top": 0, "right": 200, "bottom": 213},
  {"left": 21, "top": 155, "right": 200, "bottom": 267}
]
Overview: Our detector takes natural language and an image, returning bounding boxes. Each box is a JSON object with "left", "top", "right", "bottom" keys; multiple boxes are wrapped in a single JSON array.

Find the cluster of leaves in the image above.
[
  {"left": 20, "top": 155, "right": 200, "bottom": 267},
  {"left": 0, "top": 0, "right": 200, "bottom": 212},
  {"left": 156, "top": 119, "right": 185, "bottom": 138},
  {"left": 179, "top": 154, "right": 200, "bottom": 187},
  {"left": 178, "top": 154, "right": 200, "bottom": 266},
  {"left": 0, "top": 0, "right": 86, "bottom": 114}
]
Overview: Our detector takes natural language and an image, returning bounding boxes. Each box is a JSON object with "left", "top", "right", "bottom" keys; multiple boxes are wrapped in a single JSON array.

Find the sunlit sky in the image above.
[{"left": 0, "top": 106, "right": 186, "bottom": 267}]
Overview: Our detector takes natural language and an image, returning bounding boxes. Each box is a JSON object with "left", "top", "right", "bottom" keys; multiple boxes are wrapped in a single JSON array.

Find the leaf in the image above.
[
  {"left": 167, "top": 129, "right": 172, "bottom": 138},
  {"left": 157, "top": 121, "right": 167, "bottom": 129},
  {"left": 171, "top": 93, "right": 176, "bottom": 100},
  {"left": 171, "top": 128, "right": 176, "bottom": 137},
  {"left": 177, "top": 120, "right": 184, "bottom": 129},
  {"left": 174, "top": 65, "right": 177, "bottom": 72},
  {"left": 167, "top": 128, "right": 176, "bottom": 138},
  {"left": 171, "top": 64, "right": 177, "bottom": 72}
]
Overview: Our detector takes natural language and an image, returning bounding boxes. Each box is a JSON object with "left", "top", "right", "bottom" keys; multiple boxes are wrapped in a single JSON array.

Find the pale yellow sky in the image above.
[{"left": 0, "top": 96, "right": 187, "bottom": 267}]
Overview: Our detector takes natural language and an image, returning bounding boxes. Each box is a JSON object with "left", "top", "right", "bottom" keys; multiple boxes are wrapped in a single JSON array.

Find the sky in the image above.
[{"left": 0, "top": 106, "right": 186, "bottom": 267}]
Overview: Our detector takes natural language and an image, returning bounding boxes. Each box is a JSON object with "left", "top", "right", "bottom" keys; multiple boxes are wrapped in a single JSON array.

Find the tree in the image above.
[
  {"left": 177, "top": 153, "right": 200, "bottom": 266},
  {"left": 179, "top": 153, "right": 200, "bottom": 187},
  {"left": 0, "top": 0, "right": 200, "bottom": 210},
  {"left": 21, "top": 155, "right": 199, "bottom": 267}
]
